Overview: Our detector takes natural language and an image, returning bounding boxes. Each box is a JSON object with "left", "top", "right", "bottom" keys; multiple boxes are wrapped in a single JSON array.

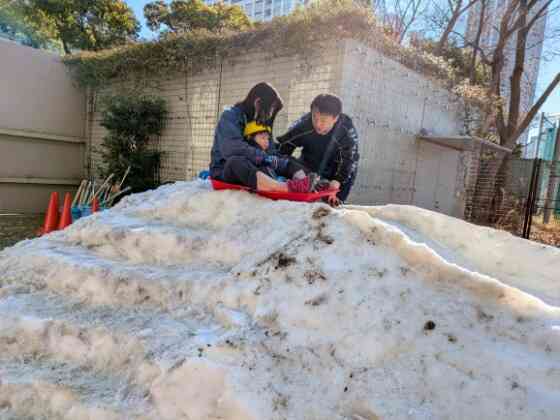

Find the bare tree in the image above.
[
  {"left": 449, "top": 0, "right": 560, "bottom": 223},
  {"left": 374, "top": 0, "right": 427, "bottom": 43},
  {"left": 460, "top": 0, "right": 559, "bottom": 148},
  {"left": 496, "top": 0, "right": 557, "bottom": 149},
  {"left": 468, "top": 0, "right": 488, "bottom": 82},
  {"left": 432, "top": 0, "right": 481, "bottom": 52}
]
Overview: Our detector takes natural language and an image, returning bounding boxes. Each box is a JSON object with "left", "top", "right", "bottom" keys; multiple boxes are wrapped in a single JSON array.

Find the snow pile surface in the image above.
[{"left": 0, "top": 181, "right": 559, "bottom": 420}]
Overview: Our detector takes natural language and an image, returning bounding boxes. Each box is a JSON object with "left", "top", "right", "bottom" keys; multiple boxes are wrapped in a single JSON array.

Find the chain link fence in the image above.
[
  {"left": 466, "top": 155, "right": 560, "bottom": 247},
  {"left": 528, "top": 159, "right": 560, "bottom": 246}
]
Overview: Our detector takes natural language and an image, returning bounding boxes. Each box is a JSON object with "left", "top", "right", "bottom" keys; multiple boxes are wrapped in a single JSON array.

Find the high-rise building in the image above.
[
  {"left": 523, "top": 112, "right": 560, "bottom": 159},
  {"left": 465, "top": 0, "right": 547, "bottom": 130},
  {"left": 206, "top": 0, "right": 308, "bottom": 21}
]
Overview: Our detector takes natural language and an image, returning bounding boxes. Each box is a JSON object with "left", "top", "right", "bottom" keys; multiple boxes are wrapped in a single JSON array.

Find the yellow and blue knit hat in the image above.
[{"left": 244, "top": 121, "right": 271, "bottom": 138}]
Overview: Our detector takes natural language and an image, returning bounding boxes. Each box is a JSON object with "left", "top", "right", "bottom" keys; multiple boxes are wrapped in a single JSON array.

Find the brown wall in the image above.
[{"left": 0, "top": 40, "right": 86, "bottom": 213}]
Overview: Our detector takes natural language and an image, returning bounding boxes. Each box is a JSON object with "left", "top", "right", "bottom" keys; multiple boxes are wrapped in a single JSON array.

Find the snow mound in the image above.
[{"left": 0, "top": 180, "right": 559, "bottom": 420}]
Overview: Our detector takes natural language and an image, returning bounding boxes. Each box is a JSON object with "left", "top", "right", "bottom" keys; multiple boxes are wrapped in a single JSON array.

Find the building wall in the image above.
[
  {"left": 88, "top": 44, "right": 345, "bottom": 181},
  {"left": 0, "top": 41, "right": 86, "bottom": 213},
  {"left": 88, "top": 38, "right": 469, "bottom": 217},
  {"left": 340, "top": 39, "right": 467, "bottom": 216},
  {"left": 205, "top": 0, "right": 306, "bottom": 21}
]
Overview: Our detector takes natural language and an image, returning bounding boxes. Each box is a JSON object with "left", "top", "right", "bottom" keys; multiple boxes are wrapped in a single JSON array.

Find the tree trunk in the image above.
[
  {"left": 492, "top": 0, "right": 521, "bottom": 144},
  {"left": 62, "top": 39, "right": 70, "bottom": 54},
  {"left": 504, "top": 0, "right": 529, "bottom": 144},
  {"left": 436, "top": 6, "right": 461, "bottom": 52},
  {"left": 469, "top": 0, "right": 487, "bottom": 83}
]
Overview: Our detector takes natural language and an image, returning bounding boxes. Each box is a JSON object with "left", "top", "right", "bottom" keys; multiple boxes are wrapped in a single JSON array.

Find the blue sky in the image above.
[
  {"left": 127, "top": 0, "right": 155, "bottom": 38},
  {"left": 125, "top": 0, "right": 559, "bottom": 114},
  {"left": 538, "top": 58, "right": 560, "bottom": 115}
]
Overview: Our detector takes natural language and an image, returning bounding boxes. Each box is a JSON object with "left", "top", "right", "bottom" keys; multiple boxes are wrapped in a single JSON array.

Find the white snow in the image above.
[{"left": 0, "top": 180, "right": 559, "bottom": 420}]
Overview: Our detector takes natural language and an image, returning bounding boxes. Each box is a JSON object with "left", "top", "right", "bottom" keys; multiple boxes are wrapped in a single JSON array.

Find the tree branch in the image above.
[
  {"left": 451, "top": 29, "right": 492, "bottom": 64},
  {"left": 458, "top": 0, "right": 479, "bottom": 16},
  {"left": 525, "top": 0, "right": 552, "bottom": 32},
  {"left": 509, "top": 72, "right": 560, "bottom": 146}
]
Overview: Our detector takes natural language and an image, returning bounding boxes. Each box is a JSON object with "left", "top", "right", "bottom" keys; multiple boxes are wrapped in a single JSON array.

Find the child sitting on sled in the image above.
[{"left": 243, "top": 121, "right": 313, "bottom": 184}]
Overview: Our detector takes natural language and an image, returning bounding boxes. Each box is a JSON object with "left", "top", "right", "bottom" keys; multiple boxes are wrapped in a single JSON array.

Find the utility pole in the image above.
[
  {"left": 543, "top": 121, "right": 560, "bottom": 223},
  {"left": 535, "top": 112, "right": 545, "bottom": 159}
]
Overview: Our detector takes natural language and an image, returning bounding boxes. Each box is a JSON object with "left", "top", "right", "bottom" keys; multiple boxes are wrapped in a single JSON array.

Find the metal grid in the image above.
[{"left": 465, "top": 153, "right": 560, "bottom": 246}]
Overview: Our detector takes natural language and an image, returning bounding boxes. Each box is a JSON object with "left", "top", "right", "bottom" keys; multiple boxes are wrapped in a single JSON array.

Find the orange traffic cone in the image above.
[
  {"left": 91, "top": 197, "right": 100, "bottom": 213},
  {"left": 41, "top": 192, "right": 59, "bottom": 235},
  {"left": 58, "top": 192, "right": 72, "bottom": 230}
]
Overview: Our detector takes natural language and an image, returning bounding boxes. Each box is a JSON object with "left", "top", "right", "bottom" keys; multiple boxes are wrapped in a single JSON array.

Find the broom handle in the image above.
[
  {"left": 103, "top": 186, "right": 132, "bottom": 207},
  {"left": 103, "top": 185, "right": 112, "bottom": 202},
  {"left": 93, "top": 174, "right": 115, "bottom": 200},
  {"left": 119, "top": 166, "right": 131, "bottom": 188},
  {"left": 72, "top": 180, "right": 86, "bottom": 207},
  {"left": 79, "top": 181, "right": 90, "bottom": 206},
  {"left": 85, "top": 181, "right": 95, "bottom": 205}
]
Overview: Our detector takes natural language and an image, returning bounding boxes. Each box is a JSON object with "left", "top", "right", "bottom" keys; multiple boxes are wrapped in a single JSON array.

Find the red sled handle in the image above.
[{"left": 209, "top": 178, "right": 338, "bottom": 203}]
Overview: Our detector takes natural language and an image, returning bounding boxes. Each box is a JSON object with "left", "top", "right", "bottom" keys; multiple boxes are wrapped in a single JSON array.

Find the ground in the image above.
[
  {"left": 0, "top": 181, "right": 558, "bottom": 420},
  {"left": 0, "top": 214, "right": 42, "bottom": 250},
  {"left": 529, "top": 215, "right": 560, "bottom": 247}
]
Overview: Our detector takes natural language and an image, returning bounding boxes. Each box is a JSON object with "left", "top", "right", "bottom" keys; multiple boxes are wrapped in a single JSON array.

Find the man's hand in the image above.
[
  {"left": 329, "top": 180, "right": 341, "bottom": 191},
  {"left": 327, "top": 194, "right": 341, "bottom": 207}
]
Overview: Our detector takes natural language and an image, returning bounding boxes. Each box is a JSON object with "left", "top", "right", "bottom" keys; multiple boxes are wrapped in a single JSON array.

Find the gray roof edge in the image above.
[
  {"left": 470, "top": 136, "right": 512, "bottom": 153},
  {"left": 416, "top": 134, "right": 512, "bottom": 154}
]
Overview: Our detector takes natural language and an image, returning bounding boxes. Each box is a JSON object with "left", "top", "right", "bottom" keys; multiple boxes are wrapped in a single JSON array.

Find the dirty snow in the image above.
[{"left": 0, "top": 180, "right": 559, "bottom": 420}]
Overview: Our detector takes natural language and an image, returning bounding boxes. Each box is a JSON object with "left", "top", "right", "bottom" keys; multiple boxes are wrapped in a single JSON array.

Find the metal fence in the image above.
[
  {"left": 466, "top": 156, "right": 560, "bottom": 247},
  {"left": 527, "top": 159, "right": 560, "bottom": 246}
]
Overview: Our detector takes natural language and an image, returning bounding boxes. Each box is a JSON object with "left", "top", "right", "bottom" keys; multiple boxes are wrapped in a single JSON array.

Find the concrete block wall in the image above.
[
  {"left": 339, "top": 39, "right": 466, "bottom": 215},
  {"left": 88, "top": 44, "right": 345, "bottom": 182}
]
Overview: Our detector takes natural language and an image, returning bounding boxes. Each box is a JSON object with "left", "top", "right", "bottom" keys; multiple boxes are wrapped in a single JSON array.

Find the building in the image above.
[
  {"left": 205, "top": 0, "right": 308, "bottom": 21},
  {"left": 522, "top": 112, "right": 560, "bottom": 159},
  {"left": 465, "top": 0, "right": 547, "bottom": 142}
]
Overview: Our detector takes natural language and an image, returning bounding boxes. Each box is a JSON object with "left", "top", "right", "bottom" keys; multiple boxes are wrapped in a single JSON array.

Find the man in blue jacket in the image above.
[
  {"left": 209, "top": 82, "right": 316, "bottom": 193},
  {"left": 277, "top": 94, "right": 359, "bottom": 205}
]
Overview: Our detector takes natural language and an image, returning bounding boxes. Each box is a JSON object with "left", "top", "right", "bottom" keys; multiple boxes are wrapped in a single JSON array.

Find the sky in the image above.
[
  {"left": 125, "top": 0, "right": 559, "bottom": 114},
  {"left": 127, "top": 0, "right": 155, "bottom": 38},
  {"left": 538, "top": 57, "right": 560, "bottom": 115}
]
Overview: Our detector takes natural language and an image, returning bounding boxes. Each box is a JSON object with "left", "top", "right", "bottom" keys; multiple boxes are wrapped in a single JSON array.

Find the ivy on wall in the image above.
[
  {"left": 63, "top": 1, "right": 494, "bottom": 110},
  {"left": 63, "top": 0, "right": 502, "bottom": 139}
]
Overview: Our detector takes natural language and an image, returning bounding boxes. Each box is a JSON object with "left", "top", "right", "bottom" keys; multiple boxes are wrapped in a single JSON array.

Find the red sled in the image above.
[{"left": 210, "top": 178, "right": 338, "bottom": 203}]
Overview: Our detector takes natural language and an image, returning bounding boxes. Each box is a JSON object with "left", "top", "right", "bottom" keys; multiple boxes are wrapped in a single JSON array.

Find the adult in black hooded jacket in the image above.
[{"left": 277, "top": 94, "right": 359, "bottom": 203}]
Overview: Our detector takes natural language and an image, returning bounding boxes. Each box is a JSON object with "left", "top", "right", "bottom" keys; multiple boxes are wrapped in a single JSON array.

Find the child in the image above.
[{"left": 243, "top": 121, "right": 309, "bottom": 183}]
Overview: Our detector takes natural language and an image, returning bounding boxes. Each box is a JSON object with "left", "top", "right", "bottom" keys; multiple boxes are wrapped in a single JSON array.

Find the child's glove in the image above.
[{"left": 264, "top": 155, "right": 289, "bottom": 173}]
